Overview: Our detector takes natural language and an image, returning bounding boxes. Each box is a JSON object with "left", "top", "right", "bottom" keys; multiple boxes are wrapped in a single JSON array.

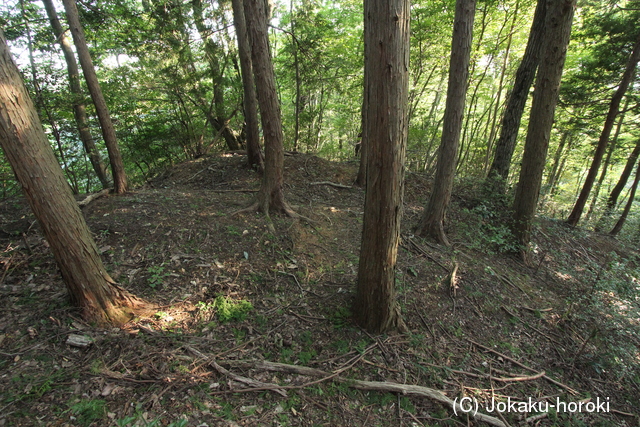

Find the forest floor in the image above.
[{"left": 0, "top": 153, "right": 639, "bottom": 427}]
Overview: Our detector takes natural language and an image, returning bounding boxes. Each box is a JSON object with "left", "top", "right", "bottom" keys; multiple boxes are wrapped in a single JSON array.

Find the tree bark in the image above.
[
  {"left": 596, "top": 137, "right": 640, "bottom": 230},
  {"left": 512, "top": 0, "right": 575, "bottom": 258},
  {"left": 353, "top": 0, "right": 410, "bottom": 333},
  {"left": 355, "top": 37, "right": 368, "bottom": 187},
  {"left": 585, "top": 96, "right": 629, "bottom": 221},
  {"left": 231, "top": 0, "right": 263, "bottom": 170},
  {"left": 486, "top": 0, "right": 546, "bottom": 191},
  {"left": 61, "top": 0, "right": 128, "bottom": 193},
  {"left": 0, "top": 30, "right": 141, "bottom": 325},
  {"left": 566, "top": 33, "right": 640, "bottom": 227},
  {"left": 610, "top": 157, "right": 640, "bottom": 236},
  {"left": 243, "top": 0, "right": 293, "bottom": 216},
  {"left": 42, "top": 0, "right": 110, "bottom": 189},
  {"left": 415, "top": 0, "right": 475, "bottom": 246}
]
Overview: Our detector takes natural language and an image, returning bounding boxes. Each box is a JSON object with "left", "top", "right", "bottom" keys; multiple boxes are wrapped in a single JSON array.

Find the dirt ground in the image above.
[{"left": 0, "top": 152, "right": 638, "bottom": 426}]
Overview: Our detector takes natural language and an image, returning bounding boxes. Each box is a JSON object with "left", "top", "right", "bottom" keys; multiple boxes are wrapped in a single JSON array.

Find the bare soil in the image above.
[{"left": 0, "top": 153, "right": 638, "bottom": 426}]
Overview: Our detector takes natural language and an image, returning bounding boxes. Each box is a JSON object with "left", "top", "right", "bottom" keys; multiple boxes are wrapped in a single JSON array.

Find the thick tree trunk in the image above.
[
  {"left": 512, "top": 0, "right": 575, "bottom": 258},
  {"left": 486, "top": 0, "right": 546, "bottom": 191},
  {"left": 415, "top": 0, "right": 475, "bottom": 246},
  {"left": 354, "top": 0, "right": 410, "bottom": 333},
  {"left": 0, "top": 30, "right": 141, "bottom": 325},
  {"left": 566, "top": 33, "right": 640, "bottom": 226},
  {"left": 610, "top": 158, "right": 640, "bottom": 236},
  {"left": 231, "top": 0, "right": 263, "bottom": 170},
  {"left": 243, "top": 0, "right": 293, "bottom": 215},
  {"left": 61, "top": 0, "right": 128, "bottom": 193},
  {"left": 42, "top": 0, "right": 110, "bottom": 189}
]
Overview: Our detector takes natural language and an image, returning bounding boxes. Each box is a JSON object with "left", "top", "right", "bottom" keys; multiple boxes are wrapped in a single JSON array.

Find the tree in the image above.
[
  {"left": 353, "top": 0, "right": 409, "bottom": 333},
  {"left": 485, "top": 0, "right": 546, "bottom": 191},
  {"left": 231, "top": 0, "right": 263, "bottom": 170},
  {"left": 0, "top": 29, "right": 141, "bottom": 325},
  {"left": 596, "top": 138, "right": 640, "bottom": 230},
  {"left": 41, "top": 0, "right": 110, "bottom": 189},
  {"left": 242, "top": 0, "right": 294, "bottom": 219},
  {"left": 61, "top": 0, "right": 128, "bottom": 193},
  {"left": 609, "top": 157, "right": 640, "bottom": 236},
  {"left": 192, "top": 0, "right": 242, "bottom": 152},
  {"left": 566, "top": 33, "right": 640, "bottom": 227},
  {"left": 512, "top": 0, "right": 576, "bottom": 258},
  {"left": 415, "top": 0, "right": 475, "bottom": 246}
]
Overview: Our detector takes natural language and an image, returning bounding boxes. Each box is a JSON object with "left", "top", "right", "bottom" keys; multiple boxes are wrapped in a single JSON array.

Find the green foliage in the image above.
[
  {"left": 459, "top": 201, "right": 519, "bottom": 254},
  {"left": 68, "top": 399, "right": 106, "bottom": 427},
  {"left": 204, "top": 295, "right": 254, "bottom": 323},
  {"left": 146, "top": 264, "right": 169, "bottom": 288}
]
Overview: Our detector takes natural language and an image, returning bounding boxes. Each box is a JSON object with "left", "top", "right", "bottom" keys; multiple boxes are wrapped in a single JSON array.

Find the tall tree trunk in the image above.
[
  {"left": 42, "top": 0, "right": 110, "bottom": 189},
  {"left": 486, "top": 0, "right": 546, "bottom": 191},
  {"left": 61, "top": 0, "right": 127, "bottom": 193},
  {"left": 243, "top": 0, "right": 293, "bottom": 217},
  {"left": 610, "top": 158, "right": 640, "bottom": 236},
  {"left": 0, "top": 30, "right": 142, "bottom": 325},
  {"left": 585, "top": 96, "right": 629, "bottom": 221},
  {"left": 512, "top": 0, "right": 575, "bottom": 259},
  {"left": 355, "top": 28, "right": 369, "bottom": 187},
  {"left": 22, "top": 0, "right": 79, "bottom": 193},
  {"left": 566, "top": 33, "right": 640, "bottom": 226},
  {"left": 596, "top": 137, "right": 640, "bottom": 230},
  {"left": 354, "top": 0, "right": 409, "bottom": 334},
  {"left": 483, "top": 0, "right": 520, "bottom": 175},
  {"left": 415, "top": 0, "right": 475, "bottom": 246},
  {"left": 231, "top": 0, "right": 263, "bottom": 170}
]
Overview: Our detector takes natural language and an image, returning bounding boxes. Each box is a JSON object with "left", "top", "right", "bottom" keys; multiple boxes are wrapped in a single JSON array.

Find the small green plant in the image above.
[
  {"left": 298, "top": 350, "right": 316, "bottom": 364},
  {"left": 329, "top": 305, "right": 351, "bottom": 329},
  {"left": 68, "top": 399, "right": 106, "bottom": 427},
  {"left": 147, "top": 264, "right": 169, "bottom": 288},
  {"left": 213, "top": 295, "right": 253, "bottom": 322},
  {"left": 226, "top": 225, "right": 242, "bottom": 236}
]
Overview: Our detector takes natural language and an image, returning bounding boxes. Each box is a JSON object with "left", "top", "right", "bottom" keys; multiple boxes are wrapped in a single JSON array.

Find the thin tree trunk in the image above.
[
  {"left": 610, "top": 158, "right": 640, "bottom": 236},
  {"left": 192, "top": 0, "right": 241, "bottom": 151},
  {"left": 566, "top": 33, "right": 640, "bottom": 226},
  {"left": 243, "top": 0, "right": 293, "bottom": 217},
  {"left": 415, "top": 0, "right": 475, "bottom": 246},
  {"left": 231, "top": 0, "right": 263, "bottom": 170},
  {"left": 483, "top": 1, "right": 519, "bottom": 174},
  {"left": 585, "top": 96, "right": 629, "bottom": 221},
  {"left": 42, "top": 0, "right": 110, "bottom": 189},
  {"left": 61, "top": 0, "right": 127, "bottom": 193},
  {"left": 486, "top": 0, "right": 546, "bottom": 191},
  {"left": 354, "top": 0, "right": 410, "bottom": 334},
  {"left": 0, "top": 30, "right": 142, "bottom": 325},
  {"left": 596, "top": 137, "right": 640, "bottom": 230},
  {"left": 512, "top": 0, "right": 575, "bottom": 260}
]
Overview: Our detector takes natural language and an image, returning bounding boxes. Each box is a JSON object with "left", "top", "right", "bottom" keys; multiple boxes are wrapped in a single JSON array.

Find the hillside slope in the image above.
[{"left": 0, "top": 153, "right": 638, "bottom": 426}]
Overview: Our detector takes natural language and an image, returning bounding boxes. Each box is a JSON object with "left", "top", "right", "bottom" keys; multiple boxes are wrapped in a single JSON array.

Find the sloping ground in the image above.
[{"left": 0, "top": 153, "right": 638, "bottom": 427}]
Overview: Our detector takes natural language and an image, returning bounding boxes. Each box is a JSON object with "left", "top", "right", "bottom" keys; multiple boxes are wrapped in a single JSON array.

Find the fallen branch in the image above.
[
  {"left": 77, "top": 189, "right": 109, "bottom": 208},
  {"left": 184, "top": 346, "right": 288, "bottom": 397},
  {"left": 309, "top": 181, "right": 352, "bottom": 189},
  {"left": 467, "top": 339, "right": 578, "bottom": 395},
  {"left": 221, "top": 359, "right": 507, "bottom": 427}
]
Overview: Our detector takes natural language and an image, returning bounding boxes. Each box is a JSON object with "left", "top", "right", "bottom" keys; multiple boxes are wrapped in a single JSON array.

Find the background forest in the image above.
[{"left": 1, "top": 0, "right": 639, "bottom": 239}]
